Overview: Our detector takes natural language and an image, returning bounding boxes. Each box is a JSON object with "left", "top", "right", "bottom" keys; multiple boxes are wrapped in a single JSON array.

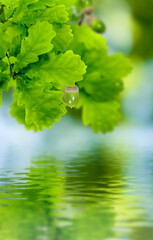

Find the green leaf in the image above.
[
  {"left": 11, "top": 76, "right": 67, "bottom": 131},
  {"left": 70, "top": 24, "right": 132, "bottom": 103},
  {"left": 39, "top": 5, "right": 69, "bottom": 23},
  {"left": 0, "top": 0, "right": 37, "bottom": 8},
  {"left": 6, "top": 24, "right": 25, "bottom": 43},
  {"left": 70, "top": 24, "right": 107, "bottom": 51},
  {"left": 80, "top": 72, "right": 124, "bottom": 102},
  {"left": 27, "top": 0, "right": 57, "bottom": 10},
  {"left": 78, "top": 53, "right": 132, "bottom": 102},
  {"left": 0, "top": 23, "right": 25, "bottom": 59},
  {"left": 26, "top": 50, "right": 86, "bottom": 89},
  {"left": 0, "top": 31, "right": 9, "bottom": 58},
  {"left": 15, "top": 5, "right": 69, "bottom": 27},
  {"left": 99, "top": 53, "right": 133, "bottom": 79},
  {"left": 52, "top": 24, "right": 73, "bottom": 52},
  {"left": 56, "top": 0, "right": 77, "bottom": 7},
  {"left": 5, "top": 24, "right": 26, "bottom": 57},
  {"left": 1, "top": 0, "right": 38, "bottom": 19},
  {"left": 0, "top": 60, "right": 8, "bottom": 72},
  {"left": 0, "top": 22, "right": 10, "bottom": 31},
  {"left": 28, "top": 0, "right": 71, "bottom": 9},
  {"left": 0, "top": 0, "right": 20, "bottom": 8},
  {"left": 37, "top": 0, "right": 56, "bottom": 7},
  {"left": 10, "top": 100, "right": 38, "bottom": 131},
  {"left": 14, "top": 21, "right": 56, "bottom": 72},
  {"left": 0, "top": 73, "right": 10, "bottom": 107},
  {"left": 77, "top": 93, "right": 121, "bottom": 133}
]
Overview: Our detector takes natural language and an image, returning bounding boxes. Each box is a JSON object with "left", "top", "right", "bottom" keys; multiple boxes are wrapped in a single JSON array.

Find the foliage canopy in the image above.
[{"left": 0, "top": 0, "right": 132, "bottom": 133}]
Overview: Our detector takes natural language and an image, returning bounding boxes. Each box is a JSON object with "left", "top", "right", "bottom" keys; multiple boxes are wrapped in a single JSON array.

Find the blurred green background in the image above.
[
  {"left": 93, "top": 0, "right": 153, "bottom": 125},
  {"left": 0, "top": 0, "right": 153, "bottom": 240}
]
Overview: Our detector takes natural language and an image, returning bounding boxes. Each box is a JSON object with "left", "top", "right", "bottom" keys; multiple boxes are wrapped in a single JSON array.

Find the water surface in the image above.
[{"left": 0, "top": 101, "right": 153, "bottom": 240}]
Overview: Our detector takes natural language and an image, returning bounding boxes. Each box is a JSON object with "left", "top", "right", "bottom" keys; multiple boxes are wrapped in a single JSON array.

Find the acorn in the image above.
[
  {"left": 80, "top": 0, "right": 92, "bottom": 8},
  {"left": 64, "top": 85, "right": 79, "bottom": 108},
  {"left": 87, "top": 16, "right": 106, "bottom": 33}
]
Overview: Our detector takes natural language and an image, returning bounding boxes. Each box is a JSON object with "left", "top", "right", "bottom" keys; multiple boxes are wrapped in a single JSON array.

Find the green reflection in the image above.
[
  {"left": 0, "top": 147, "right": 153, "bottom": 240},
  {"left": 0, "top": 158, "right": 65, "bottom": 240}
]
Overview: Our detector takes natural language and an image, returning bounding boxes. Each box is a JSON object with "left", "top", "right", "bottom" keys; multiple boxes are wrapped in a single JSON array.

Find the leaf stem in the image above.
[{"left": 79, "top": 7, "right": 94, "bottom": 25}]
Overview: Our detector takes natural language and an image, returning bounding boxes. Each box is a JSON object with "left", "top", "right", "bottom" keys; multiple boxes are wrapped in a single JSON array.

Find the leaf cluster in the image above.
[
  {"left": 69, "top": 24, "right": 132, "bottom": 133},
  {"left": 0, "top": 0, "right": 132, "bottom": 133},
  {"left": 0, "top": 0, "right": 86, "bottom": 131}
]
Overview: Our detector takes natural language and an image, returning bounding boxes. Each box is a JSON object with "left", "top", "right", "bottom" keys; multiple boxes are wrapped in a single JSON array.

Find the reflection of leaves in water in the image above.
[
  {"left": 64, "top": 150, "right": 122, "bottom": 202},
  {"left": 0, "top": 148, "right": 139, "bottom": 240},
  {"left": 0, "top": 157, "right": 65, "bottom": 240}
]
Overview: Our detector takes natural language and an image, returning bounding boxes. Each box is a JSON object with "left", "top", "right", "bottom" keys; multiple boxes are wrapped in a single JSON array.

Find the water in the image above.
[{"left": 1, "top": 102, "right": 153, "bottom": 239}]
